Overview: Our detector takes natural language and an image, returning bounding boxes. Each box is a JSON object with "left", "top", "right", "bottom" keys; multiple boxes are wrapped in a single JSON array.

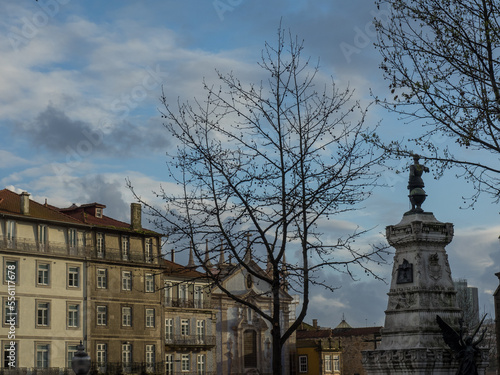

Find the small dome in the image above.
[{"left": 335, "top": 318, "right": 352, "bottom": 329}]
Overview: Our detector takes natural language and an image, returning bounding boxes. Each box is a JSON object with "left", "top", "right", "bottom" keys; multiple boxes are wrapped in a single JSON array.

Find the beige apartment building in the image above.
[{"left": 0, "top": 189, "right": 86, "bottom": 369}]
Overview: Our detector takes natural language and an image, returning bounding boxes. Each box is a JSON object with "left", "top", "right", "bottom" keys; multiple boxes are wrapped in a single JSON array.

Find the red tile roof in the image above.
[
  {"left": 0, "top": 189, "right": 83, "bottom": 225},
  {"left": 296, "top": 326, "right": 382, "bottom": 340}
]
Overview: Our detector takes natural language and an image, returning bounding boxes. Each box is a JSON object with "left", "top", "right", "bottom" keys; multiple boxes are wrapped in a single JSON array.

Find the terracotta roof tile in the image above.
[{"left": 0, "top": 189, "right": 84, "bottom": 225}]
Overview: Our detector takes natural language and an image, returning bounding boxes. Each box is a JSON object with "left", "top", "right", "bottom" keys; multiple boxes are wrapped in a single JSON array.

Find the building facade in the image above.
[{"left": 0, "top": 189, "right": 87, "bottom": 370}]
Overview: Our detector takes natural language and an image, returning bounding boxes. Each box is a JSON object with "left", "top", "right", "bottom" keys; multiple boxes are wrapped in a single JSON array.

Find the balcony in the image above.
[
  {"left": 1, "top": 236, "right": 87, "bottom": 258},
  {"left": 164, "top": 299, "right": 216, "bottom": 309},
  {"left": 165, "top": 334, "right": 216, "bottom": 349}
]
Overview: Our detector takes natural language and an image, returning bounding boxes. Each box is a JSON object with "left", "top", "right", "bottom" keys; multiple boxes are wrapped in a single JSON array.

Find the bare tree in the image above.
[
  {"left": 372, "top": 0, "right": 500, "bottom": 205},
  {"left": 130, "top": 27, "right": 387, "bottom": 375}
]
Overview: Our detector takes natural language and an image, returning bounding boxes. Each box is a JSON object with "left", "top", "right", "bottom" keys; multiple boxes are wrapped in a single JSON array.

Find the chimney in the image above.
[
  {"left": 20, "top": 192, "right": 30, "bottom": 215},
  {"left": 171, "top": 248, "right": 175, "bottom": 263},
  {"left": 313, "top": 319, "right": 318, "bottom": 329},
  {"left": 130, "top": 203, "right": 142, "bottom": 230}
]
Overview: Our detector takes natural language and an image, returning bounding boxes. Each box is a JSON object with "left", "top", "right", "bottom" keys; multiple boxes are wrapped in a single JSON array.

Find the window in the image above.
[
  {"left": 196, "top": 320, "right": 205, "bottom": 343},
  {"left": 97, "top": 306, "right": 107, "bottom": 326},
  {"left": 145, "top": 308, "right": 155, "bottom": 328},
  {"left": 37, "top": 263, "right": 50, "bottom": 286},
  {"left": 194, "top": 285, "right": 203, "bottom": 308},
  {"left": 333, "top": 355, "right": 340, "bottom": 372},
  {"left": 67, "top": 344, "right": 78, "bottom": 368},
  {"left": 325, "top": 354, "right": 332, "bottom": 372},
  {"left": 145, "top": 273, "right": 154, "bottom": 293},
  {"left": 299, "top": 355, "right": 308, "bottom": 373},
  {"left": 96, "top": 343, "right": 107, "bottom": 372},
  {"left": 4, "top": 260, "right": 18, "bottom": 283},
  {"left": 145, "top": 345, "right": 155, "bottom": 371},
  {"left": 38, "top": 225, "right": 48, "bottom": 249},
  {"left": 145, "top": 238, "right": 153, "bottom": 263},
  {"left": 122, "top": 271, "right": 132, "bottom": 291},
  {"left": 96, "top": 233, "right": 105, "bottom": 258},
  {"left": 68, "top": 304, "right": 80, "bottom": 328},
  {"left": 164, "top": 281, "right": 172, "bottom": 306},
  {"left": 179, "top": 284, "right": 188, "bottom": 304},
  {"left": 165, "top": 318, "right": 173, "bottom": 342},
  {"left": 36, "top": 344, "right": 49, "bottom": 368},
  {"left": 181, "top": 319, "right": 189, "bottom": 336},
  {"left": 243, "top": 330, "right": 257, "bottom": 368},
  {"left": 181, "top": 354, "right": 190, "bottom": 372},
  {"left": 197, "top": 354, "right": 205, "bottom": 375},
  {"left": 122, "top": 343, "right": 132, "bottom": 371},
  {"left": 122, "top": 236, "right": 130, "bottom": 261},
  {"left": 68, "top": 228, "right": 77, "bottom": 248},
  {"left": 165, "top": 354, "right": 173, "bottom": 375},
  {"left": 97, "top": 268, "right": 107, "bottom": 289},
  {"left": 3, "top": 299, "right": 17, "bottom": 326},
  {"left": 122, "top": 307, "right": 132, "bottom": 327},
  {"left": 4, "top": 342, "right": 17, "bottom": 367},
  {"left": 68, "top": 266, "right": 80, "bottom": 287},
  {"left": 96, "top": 207, "right": 103, "bottom": 218},
  {"left": 6, "top": 221, "right": 16, "bottom": 245},
  {"left": 36, "top": 302, "right": 50, "bottom": 327}
]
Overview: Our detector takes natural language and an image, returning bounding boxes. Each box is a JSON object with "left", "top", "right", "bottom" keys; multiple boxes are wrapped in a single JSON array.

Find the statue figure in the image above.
[
  {"left": 407, "top": 155, "right": 429, "bottom": 212},
  {"left": 436, "top": 315, "right": 487, "bottom": 375},
  {"left": 408, "top": 154, "right": 429, "bottom": 191}
]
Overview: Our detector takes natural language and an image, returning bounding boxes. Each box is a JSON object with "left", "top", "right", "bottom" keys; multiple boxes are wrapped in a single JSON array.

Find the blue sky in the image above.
[{"left": 1, "top": 0, "right": 499, "bottom": 329}]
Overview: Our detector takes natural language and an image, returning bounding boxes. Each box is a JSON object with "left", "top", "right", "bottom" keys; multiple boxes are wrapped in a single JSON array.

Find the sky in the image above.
[{"left": 1, "top": 0, "right": 499, "bottom": 329}]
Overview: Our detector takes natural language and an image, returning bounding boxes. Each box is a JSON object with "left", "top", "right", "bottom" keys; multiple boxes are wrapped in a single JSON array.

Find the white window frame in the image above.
[
  {"left": 179, "top": 284, "right": 188, "bottom": 304},
  {"left": 97, "top": 306, "right": 107, "bottom": 326},
  {"left": 6, "top": 221, "right": 16, "bottom": 244},
  {"left": 299, "top": 355, "right": 308, "bottom": 373},
  {"left": 96, "top": 233, "right": 105, "bottom": 258},
  {"left": 37, "top": 263, "right": 50, "bottom": 286},
  {"left": 36, "top": 344, "right": 49, "bottom": 368},
  {"left": 122, "top": 271, "right": 132, "bottom": 291},
  {"left": 68, "top": 266, "right": 80, "bottom": 288},
  {"left": 197, "top": 354, "right": 205, "bottom": 375},
  {"left": 68, "top": 304, "right": 80, "bottom": 328},
  {"left": 96, "top": 343, "right": 107, "bottom": 372},
  {"left": 145, "top": 238, "right": 153, "bottom": 263},
  {"left": 333, "top": 355, "right": 340, "bottom": 372},
  {"left": 145, "top": 344, "right": 155, "bottom": 371},
  {"left": 36, "top": 301, "right": 50, "bottom": 327},
  {"left": 122, "top": 343, "right": 132, "bottom": 370},
  {"left": 67, "top": 344, "right": 79, "bottom": 368},
  {"left": 194, "top": 285, "right": 203, "bottom": 308},
  {"left": 122, "top": 306, "right": 132, "bottom": 327},
  {"left": 97, "top": 268, "right": 107, "bottom": 289},
  {"left": 181, "top": 354, "right": 190, "bottom": 372},
  {"left": 164, "top": 281, "right": 172, "bottom": 306},
  {"left": 196, "top": 320, "right": 205, "bottom": 343},
  {"left": 122, "top": 236, "right": 130, "bottom": 261},
  {"left": 325, "top": 354, "right": 332, "bottom": 372},
  {"left": 38, "top": 224, "right": 48, "bottom": 249},
  {"left": 145, "top": 273, "right": 154, "bottom": 293},
  {"left": 165, "top": 354, "right": 173, "bottom": 375},
  {"left": 68, "top": 228, "right": 77, "bottom": 248},
  {"left": 165, "top": 318, "right": 173, "bottom": 342},
  {"left": 145, "top": 308, "right": 155, "bottom": 328},
  {"left": 181, "top": 319, "right": 189, "bottom": 336}
]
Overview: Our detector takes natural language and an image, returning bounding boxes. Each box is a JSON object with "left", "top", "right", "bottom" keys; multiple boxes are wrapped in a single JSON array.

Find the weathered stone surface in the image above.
[{"left": 363, "top": 211, "right": 489, "bottom": 375}]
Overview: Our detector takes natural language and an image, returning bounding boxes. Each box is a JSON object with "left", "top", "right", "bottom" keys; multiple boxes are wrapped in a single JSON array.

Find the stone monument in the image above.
[{"left": 362, "top": 156, "right": 489, "bottom": 375}]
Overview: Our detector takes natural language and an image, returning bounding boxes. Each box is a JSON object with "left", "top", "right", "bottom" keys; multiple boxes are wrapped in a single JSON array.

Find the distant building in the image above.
[
  {"left": 454, "top": 278, "right": 479, "bottom": 327},
  {"left": 296, "top": 318, "right": 381, "bottom": 375},
  {"left": 210, "top": 247, "right": 296, "bottom": 375}
]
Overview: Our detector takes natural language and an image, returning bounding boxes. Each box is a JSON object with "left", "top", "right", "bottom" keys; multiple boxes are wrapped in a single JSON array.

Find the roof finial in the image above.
[{"left": 244, "top": 232, "right": 252, "bottom": 263}]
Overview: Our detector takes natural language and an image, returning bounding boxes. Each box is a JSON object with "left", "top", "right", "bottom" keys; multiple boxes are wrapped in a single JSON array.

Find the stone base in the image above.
[{"left": 362, "top": 348, "right": 489, "bottom": 375}]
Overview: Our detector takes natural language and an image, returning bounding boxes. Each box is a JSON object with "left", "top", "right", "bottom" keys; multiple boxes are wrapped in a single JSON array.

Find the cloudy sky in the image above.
[{"left": 1, "top": 0, "right": 499, "bottom": 329}]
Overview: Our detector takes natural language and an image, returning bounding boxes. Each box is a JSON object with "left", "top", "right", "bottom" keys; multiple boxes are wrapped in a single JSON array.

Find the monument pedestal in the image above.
[{"left": 362, "top": 212, "right": 489, "bottom": 375}]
